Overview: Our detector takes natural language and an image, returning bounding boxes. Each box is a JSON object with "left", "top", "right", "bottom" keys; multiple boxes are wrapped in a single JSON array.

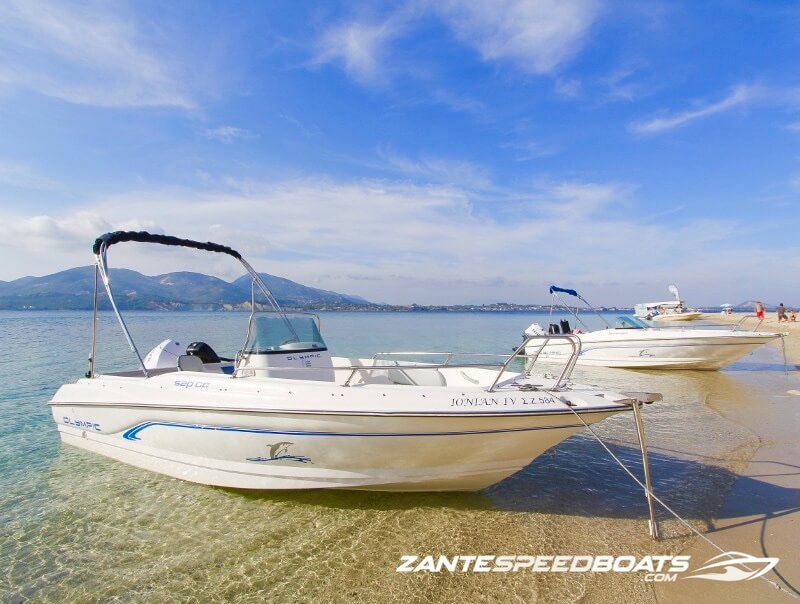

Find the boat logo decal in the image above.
[
  {"left": 63, "top": 416, "right": 101, "bottom": 431},
  {"left": 247, "top": 441, "right": 312, "bottom": 464},
  {"left": 174, "top": 380, "right": 210, "bottom": 388},
  {"left": 285, "top": 353, "right": 321, "bottom": 363}
]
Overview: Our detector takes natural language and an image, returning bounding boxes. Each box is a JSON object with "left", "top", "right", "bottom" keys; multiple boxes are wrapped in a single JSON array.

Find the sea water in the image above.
[{"left": 0, "top": 310, "right": 785, "bottom": 602}]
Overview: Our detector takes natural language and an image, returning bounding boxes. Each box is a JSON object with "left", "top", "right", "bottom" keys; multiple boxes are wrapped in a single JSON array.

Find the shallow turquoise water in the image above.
[{"left": 0, "top": 310, "right": 782, "bottom": 602}]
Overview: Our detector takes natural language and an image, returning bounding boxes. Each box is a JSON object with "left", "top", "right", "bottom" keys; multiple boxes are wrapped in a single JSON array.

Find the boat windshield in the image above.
[
  {"left": 244, "top": 313, "right": 327, "bottom": 353},
  {"left": 615, "top": 316, "right": 649, "bottom": 329}
]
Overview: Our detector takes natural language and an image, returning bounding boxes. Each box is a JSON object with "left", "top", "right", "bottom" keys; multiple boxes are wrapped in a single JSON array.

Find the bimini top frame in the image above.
[
  {"left": 89, "top": 231, "right": 292, "bottom": 378},
  {"left": 547, "top": 284, "right": 613, "bottom": 331}
]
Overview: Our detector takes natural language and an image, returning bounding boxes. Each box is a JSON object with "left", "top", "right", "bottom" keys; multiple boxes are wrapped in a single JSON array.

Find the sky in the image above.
[{"left": 0, "top": 0, "right": 798, "bottom": 306}]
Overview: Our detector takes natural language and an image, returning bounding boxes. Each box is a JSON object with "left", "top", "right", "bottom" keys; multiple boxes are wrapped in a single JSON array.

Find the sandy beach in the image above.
[{"left": 655, "top": 312, "right": 800, "bottom": 602}]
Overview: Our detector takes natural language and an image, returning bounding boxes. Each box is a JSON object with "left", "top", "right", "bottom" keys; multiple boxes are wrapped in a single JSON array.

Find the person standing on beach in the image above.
[
  {"left": 755, "top": 301, "right": 765, "bottom": 319},
  {"left": 777, "top": 303, "right": 788, "bottom": 322}
]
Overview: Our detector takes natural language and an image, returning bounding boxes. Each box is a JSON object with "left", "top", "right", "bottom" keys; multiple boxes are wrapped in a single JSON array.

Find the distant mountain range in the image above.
[{"left": 0, "top": 266, "right": 370, "bottom": 310}]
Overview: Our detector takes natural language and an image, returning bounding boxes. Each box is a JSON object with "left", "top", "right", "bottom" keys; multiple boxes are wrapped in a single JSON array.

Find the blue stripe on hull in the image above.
[{"left": 121, "top": 420, "right": 587, "bottom": 441}]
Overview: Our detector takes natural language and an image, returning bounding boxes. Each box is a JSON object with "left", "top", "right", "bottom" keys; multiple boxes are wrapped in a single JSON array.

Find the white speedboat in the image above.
[
  {"left": 50, "top": 232, "right": 661, "bottom": 492},
  {"left": 634, "top": 285, "right": 703, "bottom": 321},
  {"left": 524, "top": 286, "right": 784, "bottom": 370}
]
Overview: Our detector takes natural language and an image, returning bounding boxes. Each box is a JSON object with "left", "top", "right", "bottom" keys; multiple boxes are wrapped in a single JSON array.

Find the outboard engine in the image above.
[
  {"left": 560, "top": 320, "right": 571, "bottom": 334},
  {"left": 143, "top": 339, "right": 184, "bottom": 370},
  {"left": 524, "top": 323, "right": 545, "bottom": 337},
  {"left": 186, "top": 341, "right": 222, "bottom": 364},
  {"left": 548, "top": 323, "right": 560, "bottom": 334}
]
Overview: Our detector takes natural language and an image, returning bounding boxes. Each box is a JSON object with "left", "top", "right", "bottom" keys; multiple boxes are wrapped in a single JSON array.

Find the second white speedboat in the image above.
[
  {"left": 524, "top": 286, "right": 784, "bottom": 370},
  {"left": 634, "top": 285, "right": 703, "bottom": 321},
  {"left": 50, "top": 233, "right": 662, "bottom": 492}
]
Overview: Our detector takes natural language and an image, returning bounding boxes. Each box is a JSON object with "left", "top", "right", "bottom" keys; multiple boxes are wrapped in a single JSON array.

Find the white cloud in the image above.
[
  {"left": 278, "top": 114, "right": 316, "bottom": 139},
  {"left": 2, "top": 212, "right": 112, "bottom": 253},
  {"left": 0, "top": 160, "right": 59, "bottom": 190},
  {"left": 432, "top": 0, "right": 601, "bottom": 74},
  {"left": 0, "top": 0, "right": 192, "bottom": 108},
  {"left": 600, "top": 65, "right": 646, "bottom": 101},
  {"left": 787, "top": 122, "right": 800, "bottom": 133},
  {"left": 312, "top": 14, "right": 407, "bottom": 85},
  {"left": 630, "top": 85, "right": 758, "bottom": 134},
  {"left": 377, "top": 148, "right": 492, "bottom": 189},
  {"left": 555, "top": 78, "right": 582, "bottom": 98},
  {"left": 201, "top": 127, "right": 255, "bottom": 143},
  {"left": 430, "top": 89, "right": 487, "bottom": 116},
  {"left": 2, "top": 175, "right": 795, "bottom": 305},
  {"left": 533, "top": 181, "right": 634, "bottom": 218},
  {"left": 501, "top": 140, "right": 559, "bottom": 161},
  {"left": 312, "top": 0, "right": 600, "bottom": 88}
]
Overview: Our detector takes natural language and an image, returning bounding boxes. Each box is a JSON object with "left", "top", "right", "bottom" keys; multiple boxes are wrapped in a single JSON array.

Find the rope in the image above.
[{"left": 562, "top": 399, "right": 800, "bottom": 600}]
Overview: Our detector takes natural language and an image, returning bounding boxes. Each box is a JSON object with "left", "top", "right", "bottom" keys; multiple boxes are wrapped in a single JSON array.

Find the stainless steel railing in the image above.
[
  {"left": 337, "top": 333, "right": 582, "bottom": 391},
  {"left": 488, "top": 333, "right": 581, "bottom": 392},
  {"left": 732, "top": 313, "right": 764, "bottom": 332}
]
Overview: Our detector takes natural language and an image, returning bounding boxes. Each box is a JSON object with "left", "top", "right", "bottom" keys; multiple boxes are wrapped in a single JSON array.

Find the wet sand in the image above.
[{"left": 655, "top": 313, "right": 800, "bottom": 602}]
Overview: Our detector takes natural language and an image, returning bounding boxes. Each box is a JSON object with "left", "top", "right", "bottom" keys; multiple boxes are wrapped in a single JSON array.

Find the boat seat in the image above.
[
  {"left": 387, "top": 367, "right": 446, "bottom": 387},
  {"left": 177, "top": 354, "right": 205, "bottom": 372}
]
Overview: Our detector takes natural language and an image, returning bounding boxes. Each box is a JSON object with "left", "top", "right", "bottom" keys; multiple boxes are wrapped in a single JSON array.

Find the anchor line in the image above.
[{"left": 559, "top": 400, "right": 800, "bottom": 601}]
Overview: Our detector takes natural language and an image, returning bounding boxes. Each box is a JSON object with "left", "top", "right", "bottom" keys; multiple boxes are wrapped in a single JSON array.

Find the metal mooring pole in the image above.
[{"left": 632, "top": 401, "right": 660, "bottom": 540}]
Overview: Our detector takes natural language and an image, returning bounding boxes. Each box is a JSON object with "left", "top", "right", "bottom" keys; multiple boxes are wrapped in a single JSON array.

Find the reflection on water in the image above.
[{"left": 0, "top": 311, "right": 789, "bottom": 602}]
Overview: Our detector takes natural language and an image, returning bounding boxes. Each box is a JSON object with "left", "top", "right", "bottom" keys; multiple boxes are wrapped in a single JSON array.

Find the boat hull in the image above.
[
  {"left": 50, "top": 373, "right": 627, "bottom": 491},
  {"left": 526, "top": 330, "right": 782, "bottom": 370},
  {"left": 650, "top": 312, "right": 703, "bottom": 322}
]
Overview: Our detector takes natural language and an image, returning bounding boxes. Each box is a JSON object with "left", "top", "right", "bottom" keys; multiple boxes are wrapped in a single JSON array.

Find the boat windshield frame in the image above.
[
  {"left": 615, "top": 315, "right": 649, "bottom": 329},
  {"left": 241, "top": 311, "right": 327, "bottom": 355}
]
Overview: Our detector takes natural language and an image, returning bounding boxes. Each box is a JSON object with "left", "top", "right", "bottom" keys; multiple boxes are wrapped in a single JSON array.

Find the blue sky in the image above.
[{"left": 0, "top": 0, "right": 798, "bottom": 306}]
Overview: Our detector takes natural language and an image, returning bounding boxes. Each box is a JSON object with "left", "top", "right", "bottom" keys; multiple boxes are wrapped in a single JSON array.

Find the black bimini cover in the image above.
[{"left": 92, "top": 231, "right": 242, "bottom": 260}]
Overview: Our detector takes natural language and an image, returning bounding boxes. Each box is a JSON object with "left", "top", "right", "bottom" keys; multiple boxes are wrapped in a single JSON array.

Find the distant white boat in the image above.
[
  {"left": 524, "top": 286, "right": 784, "bottom": 370},
  {"left": 50, "top": 232, "right": 662, "bottom": 492},
  {"left": 634, "top": 285, "right": 703, "bottom": 321}
]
